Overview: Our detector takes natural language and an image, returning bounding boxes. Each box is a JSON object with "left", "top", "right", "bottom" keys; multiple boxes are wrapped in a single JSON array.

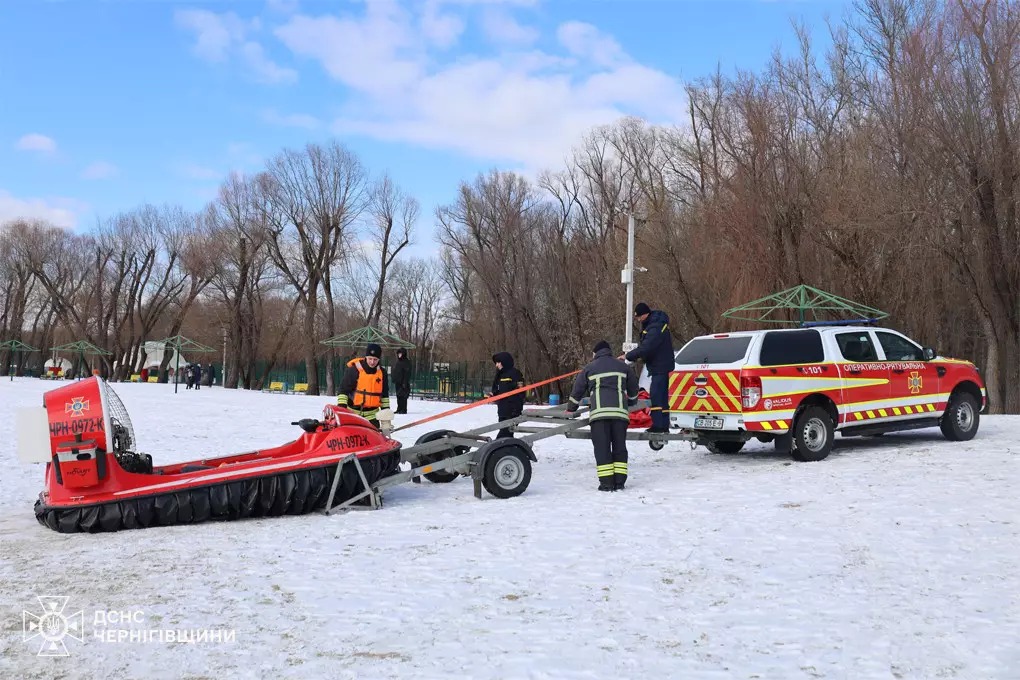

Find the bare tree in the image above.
[{"left": 258, "top": 141, "right": 368, "bottom": 396}]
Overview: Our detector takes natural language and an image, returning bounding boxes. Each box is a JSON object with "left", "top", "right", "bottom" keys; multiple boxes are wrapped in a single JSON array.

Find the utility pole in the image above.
[
  {"left": 221, "top": 326, "right": 227, "bottom": 387},
  {"left": 624, "top": 212, "right": 636, "bottom": 345}
]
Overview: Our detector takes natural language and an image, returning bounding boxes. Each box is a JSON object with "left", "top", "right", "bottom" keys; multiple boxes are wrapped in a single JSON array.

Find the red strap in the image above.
[{"left": 392, "top": 369, "right": 580, "bottom": 433}]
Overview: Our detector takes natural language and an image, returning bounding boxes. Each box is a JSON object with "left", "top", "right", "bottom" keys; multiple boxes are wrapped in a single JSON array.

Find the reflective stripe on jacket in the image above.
[{"left": 567, "top": 348, "right": 639, "bottom": 421}]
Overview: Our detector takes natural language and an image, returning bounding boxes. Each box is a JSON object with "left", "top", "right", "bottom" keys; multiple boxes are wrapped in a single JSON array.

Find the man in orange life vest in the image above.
[{"left": 337, "top": 343, "right": 391, "bottom": 428}]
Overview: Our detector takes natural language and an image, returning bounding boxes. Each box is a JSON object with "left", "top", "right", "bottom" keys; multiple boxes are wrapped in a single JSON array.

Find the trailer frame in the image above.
[{"left": 322, "top": 401, "right": 696, "bottom": 514}]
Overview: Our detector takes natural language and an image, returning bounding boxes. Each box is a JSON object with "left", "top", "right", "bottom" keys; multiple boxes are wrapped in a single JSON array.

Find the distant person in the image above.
[
  {"left": 491, "top": 351, "right": 525, "bottom": 438},
  {"left": 393, "top": 348, "right": 411, "bottom": 414},
  {"left": 620, "top": 302, "right": 674, "bottom": 433},
  {"left": 568, "top": 340, "right": 639, "bottom": 491},
  {"left": 193, "top": 363, "right": 202, "bottom": 390}
]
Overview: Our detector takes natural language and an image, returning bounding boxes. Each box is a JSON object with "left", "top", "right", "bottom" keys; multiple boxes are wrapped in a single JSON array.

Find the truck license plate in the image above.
[{"left": 694, "top": 417, "right": 724, "bottom": 430}]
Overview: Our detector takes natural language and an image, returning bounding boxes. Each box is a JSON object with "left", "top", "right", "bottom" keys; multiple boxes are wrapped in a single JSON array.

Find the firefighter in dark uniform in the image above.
[
  {"left": 337, "top": 343, "right": 390, "bottom": 427},
  {"left": 621, "top": 302, "right": 675, "bottom": 433},
  {"left": 491, "top": 351, "right": 525, "bottom": 438},
  {"left": 392, "top": 348, "right": 412, "bottom": 414},
  {"left": 567, "top": 340, "right": 639, "bottom": 491}
]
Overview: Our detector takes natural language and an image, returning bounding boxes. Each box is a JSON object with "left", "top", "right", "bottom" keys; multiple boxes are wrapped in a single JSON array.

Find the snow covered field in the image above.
[{"left": 1, "top": 377, "right": 1018, "bottom": 679}]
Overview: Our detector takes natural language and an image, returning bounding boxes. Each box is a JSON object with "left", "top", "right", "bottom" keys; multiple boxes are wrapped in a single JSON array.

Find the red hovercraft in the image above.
[{"left": 31, "top": 377, "right": 401, "bottom": 533}]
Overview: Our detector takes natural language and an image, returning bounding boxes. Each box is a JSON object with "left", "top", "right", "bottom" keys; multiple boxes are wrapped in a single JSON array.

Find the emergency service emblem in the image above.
[
  {"left": 908, "top": 371, "right": 922, "bottom": 395},
  {"left": 64, "top": 397, "right": 90, "bottom": 418}
]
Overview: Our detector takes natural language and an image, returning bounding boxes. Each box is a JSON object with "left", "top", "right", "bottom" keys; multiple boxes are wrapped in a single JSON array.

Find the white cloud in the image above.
[
  {"left": 422, "top": 0, "right": 464, "bottom": 48},
  {"left": 178, "top": 164, "right": 221, "bottom": 181},
  {"left": 81, "top": 161, "right": 118, "bottom": 180},
  {"left": 176, "top": 8, "right": 297, "bottom": 84},
  {"left": 274, "top": 2, "right": 687, "bottom": 171},
  {"left": 263, "top": 109, "right": 321, "bottom": 130},
  {"left": 16, "top": 133, "right": 57, "bottom": 153},
  {"left": 0, "top": 190, "right": 84, "bottom": 228},
  {"left": 556, "top": 21, "right": 625, "bottom": 68},
  {"left": 276, "top": 3, "right": 422, "bottom": 95},
  {"left": 480, "top": 8, "right": 538, "bottom": 46}
]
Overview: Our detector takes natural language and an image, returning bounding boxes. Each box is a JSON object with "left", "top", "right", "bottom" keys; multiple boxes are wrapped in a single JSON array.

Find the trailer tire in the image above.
[
  {"left": 648, "top": 439, "right": 665, "bottom": 451},
  {"left": 414, "top": 430, "right": 465, "bottom": 483},
  {"left": 482, "top": 447, "right": 532, "bottom": 499}
]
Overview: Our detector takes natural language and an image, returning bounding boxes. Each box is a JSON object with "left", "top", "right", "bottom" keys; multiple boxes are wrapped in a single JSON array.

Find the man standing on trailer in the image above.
[
  {"left": 337, "top": 343, "right": 391, "bottom": 428},
  {"left": 620, "top": 302, "right": 674, "bottom": 433},
  {"left": 568, "top": 340, "right": 639, "bottom": 491}
]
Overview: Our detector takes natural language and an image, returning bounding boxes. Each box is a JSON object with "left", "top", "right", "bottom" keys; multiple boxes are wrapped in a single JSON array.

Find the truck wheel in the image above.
[
  {"left": 791, "top": 406, "right": 834, "bottom": 462},
  {"left": 706, "top": 440, "right": 744, "bottom": 454},
  {"left": 940, "top": 392, "right": 980, "bottom": 442},
  {"left": 482, "top": 448, "right": 532, "bottom": 499},
  {"left": 414, "top": 430, "right": 465, "bottom": 483}
]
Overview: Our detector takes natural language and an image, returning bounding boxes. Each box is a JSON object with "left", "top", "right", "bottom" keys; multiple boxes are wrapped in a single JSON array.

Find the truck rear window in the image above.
[
  {"left": 674, "top": 337, "right": 752, "bottom": 364},
  {"left": 759, "top": 329, "right": 825, "bottom": 366}
]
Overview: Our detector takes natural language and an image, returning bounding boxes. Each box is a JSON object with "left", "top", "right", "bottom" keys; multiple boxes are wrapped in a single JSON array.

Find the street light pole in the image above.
[
  {"left": 221, "top": 326, "right": 227, "bottom": 387},
  {"left": 624, "top": 212, "right": 636, "bottom": 345}
]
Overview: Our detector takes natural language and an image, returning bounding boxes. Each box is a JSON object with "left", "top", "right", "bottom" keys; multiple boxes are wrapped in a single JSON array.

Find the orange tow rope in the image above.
[{"left": 392, "top": 369, "right": 581, "bottom": 433}]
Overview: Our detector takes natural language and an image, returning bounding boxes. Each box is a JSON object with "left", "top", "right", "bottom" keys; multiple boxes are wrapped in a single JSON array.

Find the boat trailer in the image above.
[{"left": 323, "top": 401, "right": 696, "bottom": 513}]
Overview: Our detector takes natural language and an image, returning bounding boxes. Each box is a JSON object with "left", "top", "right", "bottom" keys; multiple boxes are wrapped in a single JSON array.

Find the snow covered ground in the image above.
[{"left": 1, "top": 377, "right": 1018, "bottom": 679}]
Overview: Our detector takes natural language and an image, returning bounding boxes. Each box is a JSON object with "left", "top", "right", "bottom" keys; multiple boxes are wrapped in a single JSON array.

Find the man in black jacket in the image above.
[
  {"left": 621, "top": 302, "right": 675, "bottom": 433},
  {"left": 491, "top": 351, "right": 525, "bottom": 438},
  {"left": 393, "top": 348, "right": 412, "bottom": 414},
  {"left": 567, "top": 340, "right": 639, "bottom": 491}
]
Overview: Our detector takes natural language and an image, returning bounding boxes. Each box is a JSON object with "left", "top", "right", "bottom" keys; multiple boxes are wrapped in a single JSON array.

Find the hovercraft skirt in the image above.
[{"left": 34, "top": 448, "right": 401, "bottom": 534}]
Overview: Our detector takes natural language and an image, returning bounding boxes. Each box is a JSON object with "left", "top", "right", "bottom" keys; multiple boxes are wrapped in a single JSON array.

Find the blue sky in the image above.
[{"left": 1, "top": 0, "right": 849, "bottom": 255}]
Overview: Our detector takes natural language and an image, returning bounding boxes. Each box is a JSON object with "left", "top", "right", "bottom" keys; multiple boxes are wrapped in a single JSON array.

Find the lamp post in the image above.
[
  {"left": 621, "top": 210, "right": 648, "bottom": 350},
  {"left": 221, "top": 326, "right": 227, "bottom": 387}
]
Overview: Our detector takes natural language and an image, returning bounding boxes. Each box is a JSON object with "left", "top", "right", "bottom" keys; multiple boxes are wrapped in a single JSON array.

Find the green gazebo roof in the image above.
[
  {"left": 321, "top": 325, "right": 415, "bottom": 350},
  {"left": 50, "top": 340, "right": 112, "bottom": 355},
  {"left": 0, "top": 339, "right": 40, "bottom": 352},
  {"left": 721, "top": 285, "right": 888, "bottom": 326},
  {"left": 154, "top": 334, "right": 216, "bottom": 353}
]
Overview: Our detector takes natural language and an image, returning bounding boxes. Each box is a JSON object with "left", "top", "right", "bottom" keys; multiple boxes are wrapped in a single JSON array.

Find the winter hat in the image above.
[
  {"left": 397, "top": 349, "right": 406, "bottom": 359},
  {"left": 366, "top": 343, "right": 382, "bottom": 358},
  {"left": 592, "top": 340, "right": 611, "bottom": 354},
  {"left": 634, "top": 302, "right": 651, "bottom": 317}
]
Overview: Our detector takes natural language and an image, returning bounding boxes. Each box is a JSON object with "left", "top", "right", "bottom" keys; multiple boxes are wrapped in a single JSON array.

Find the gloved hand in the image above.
[{"left": 376, "top": 408, "right": 395, "bottom": 435}]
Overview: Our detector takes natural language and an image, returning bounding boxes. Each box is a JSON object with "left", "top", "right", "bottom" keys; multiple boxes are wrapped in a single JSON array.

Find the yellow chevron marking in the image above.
[
  {"left": 854, "top": 412, "right": 863, "bottom": 420},
  {"left": 892, "top": 407, "right": 902, "bottom": 416},
  {"left": 866, "top": 410, "right": 876, "bottom": 418},
  {"left": 878, "top": 409, "right": 888, "bottom": 417},
  {"left": 903, "top": 405, "right": 913, "bottom": 414},
  {"left": 927, "top": 404, "right": 936, "bottom": 412},
  {"left": 709, "top": 373, "right": 738, "bottom": 411},
  {"left": 776, "top": 420, "right": 788, "bottom": 429},
  {"left": 761, "top": 422, "right": 773, "bottom": 431}
]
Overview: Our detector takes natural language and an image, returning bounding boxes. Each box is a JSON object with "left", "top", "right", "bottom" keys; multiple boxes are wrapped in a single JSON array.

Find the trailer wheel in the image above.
[
  {"left": 414, "top": 430, "right": 466, "bottom": 483},
  {"left": 482, "top": 448, "right": 532, "bottom": 499},
  {"left": 648, "top": 439, "right": 665, "bottom": 451}
]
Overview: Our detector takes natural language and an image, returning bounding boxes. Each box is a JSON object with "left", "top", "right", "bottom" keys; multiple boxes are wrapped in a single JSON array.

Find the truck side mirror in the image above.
[{"left": 922, "top": 347, "right": 936, "bottom": 361}]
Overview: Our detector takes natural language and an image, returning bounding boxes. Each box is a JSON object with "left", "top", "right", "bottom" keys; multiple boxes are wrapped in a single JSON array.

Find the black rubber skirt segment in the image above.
[{"left": 35, "top": 448, "right": 401, "bottom": 534}]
